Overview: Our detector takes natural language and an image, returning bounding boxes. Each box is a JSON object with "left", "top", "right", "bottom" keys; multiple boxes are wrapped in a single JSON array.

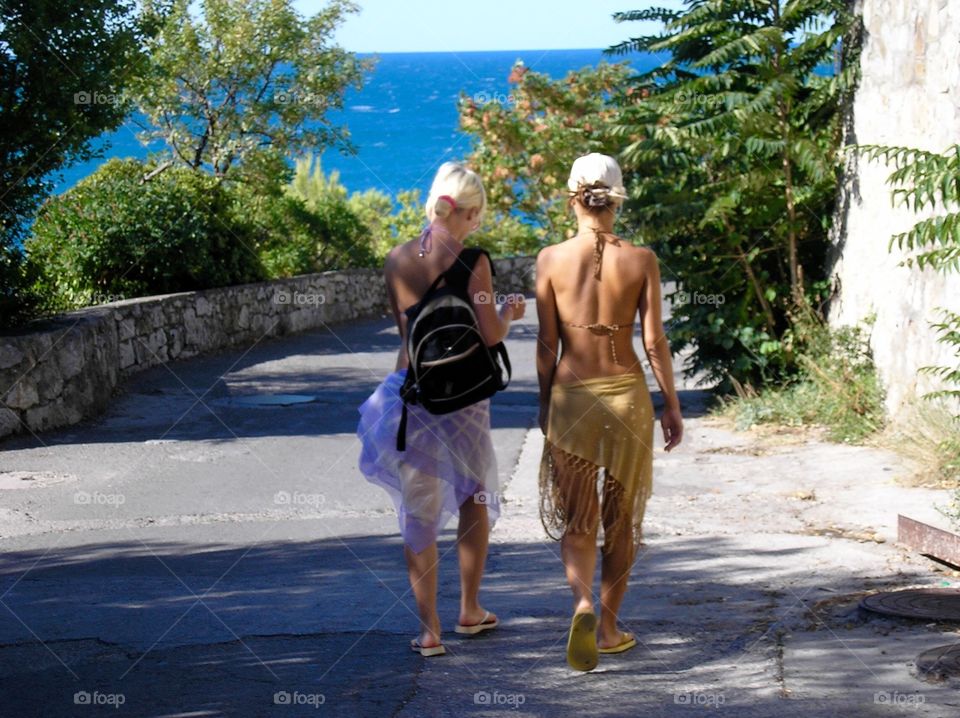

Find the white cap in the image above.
[{"left": 566, "top": 153, "right": 627, "bottom": 199}]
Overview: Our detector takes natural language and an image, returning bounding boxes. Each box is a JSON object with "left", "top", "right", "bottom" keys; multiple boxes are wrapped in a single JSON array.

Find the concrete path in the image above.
[{"left": 1, "top": 309, "right": 959, "bottom": 717}]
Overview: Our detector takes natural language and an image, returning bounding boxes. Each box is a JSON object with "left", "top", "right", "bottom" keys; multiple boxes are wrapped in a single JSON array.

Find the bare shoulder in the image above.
[
  {"left": 536, "top": 242, "right": 559, "bottom": 269},
  {"left": 385, "top": 240, "right": 413, "bottom": 276},
  {"left": 630, "top": 243, "right": 657, "bottom": 262}
]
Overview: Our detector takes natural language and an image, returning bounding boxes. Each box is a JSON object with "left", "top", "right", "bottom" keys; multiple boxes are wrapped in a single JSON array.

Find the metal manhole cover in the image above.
[
  {"left": 217, "top": 394, "right": 317, "bottom": 408},
  {"left": 860, "top": 588, "right": 960, "bottom": 621},
  {"left": 916, "top": 643, "right": 960, "bottom": 680}
]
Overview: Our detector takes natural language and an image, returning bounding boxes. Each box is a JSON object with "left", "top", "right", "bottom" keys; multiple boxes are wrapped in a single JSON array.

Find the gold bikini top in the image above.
[{"left": 559, "top": 228, "right": 631, "bottom": 364}]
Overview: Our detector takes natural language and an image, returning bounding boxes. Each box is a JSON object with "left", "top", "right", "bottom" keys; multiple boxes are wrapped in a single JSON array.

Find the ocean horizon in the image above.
[{"left": 51, "top": 48, "right": 664, "bottom": 200}]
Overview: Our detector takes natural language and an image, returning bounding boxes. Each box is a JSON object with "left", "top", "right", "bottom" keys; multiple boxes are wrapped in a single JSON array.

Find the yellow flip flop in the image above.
[
  {"left": 598, "top": 632, "right": 637, "bottom": 655},
  {"left": 566, "top": 612, "right": 598, "bottom": 671}
]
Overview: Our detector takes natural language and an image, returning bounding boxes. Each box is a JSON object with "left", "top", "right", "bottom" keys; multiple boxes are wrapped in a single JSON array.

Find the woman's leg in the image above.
[
  {"left": 598, "top": 477, "right": 635, "bottom": 646},
  {"left": 553, "top": 446, "right": 601, "bottom": 614},
  {"left": 405, "top": 543, "right": 442, "bottom": 647},
  {"left": 457, "top": 498, "right": 494, "bottom": 625},
  {"left": 399, "top": 464, "right": 443, "bottom": 646}
]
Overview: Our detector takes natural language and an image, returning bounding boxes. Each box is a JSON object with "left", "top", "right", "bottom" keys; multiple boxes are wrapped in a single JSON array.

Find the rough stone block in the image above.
[
  {"left": 0, "top": 407, "right": 20, "bottom": 437},
  {"left": 4, "top": 380, "right": 39, "bottom": 410},
  {"left": 0, "top": 345, "right": 24, "bottom": 370}
]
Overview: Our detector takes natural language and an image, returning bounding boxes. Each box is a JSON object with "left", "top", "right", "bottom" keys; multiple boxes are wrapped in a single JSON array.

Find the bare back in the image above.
[{"left": 537, "top": 234, "right": 655, "bottom": 384}]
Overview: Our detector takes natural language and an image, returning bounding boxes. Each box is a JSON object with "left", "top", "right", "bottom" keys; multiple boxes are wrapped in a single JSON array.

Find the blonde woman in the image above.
[
  {"left": 536, "top": 153, "right": 683, "bottom": 671},
  {"left": 357, "top": 162, "right": 525, "bottom": 657}
]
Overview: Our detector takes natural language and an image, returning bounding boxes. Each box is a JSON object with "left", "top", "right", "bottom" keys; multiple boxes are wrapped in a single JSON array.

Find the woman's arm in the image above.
[
  {"left": 384, "top": 252, "right": 409, "bottom": 372},
  {"left": 467, "top": 254, "right": 521, "bottom": 345},
  {"left": 535, "top": 249, "right": 559, "bottom": 433},
  {"left": 639, "top": 249, "right": 683, "bottom": 450}
]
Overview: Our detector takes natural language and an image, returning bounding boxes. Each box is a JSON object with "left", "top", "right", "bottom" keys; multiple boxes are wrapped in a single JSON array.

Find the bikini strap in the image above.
[{"left": 589, "top": 228, "right": 619, "bottom": 280}]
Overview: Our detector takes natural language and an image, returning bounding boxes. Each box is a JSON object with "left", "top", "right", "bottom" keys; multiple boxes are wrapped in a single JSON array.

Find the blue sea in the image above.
[{"left": 52, "top": 49, "right": 664, "bottom": 198}]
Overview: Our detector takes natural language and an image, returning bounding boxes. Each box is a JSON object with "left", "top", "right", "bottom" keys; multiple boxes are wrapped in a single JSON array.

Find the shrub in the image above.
[
  {"left": 245, "top": 183, "right": 377, "bottom": 278},
  {"left": 720, "top": 313, "right": 885, "bottom": 444},
  {"left": 27, "top": 159, "right": 265, "bottom": 310}
]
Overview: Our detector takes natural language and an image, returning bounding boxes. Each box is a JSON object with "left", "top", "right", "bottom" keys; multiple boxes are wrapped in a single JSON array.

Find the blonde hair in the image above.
[{"left": 424, "top": 162, "right": 487, "bottom": 222}]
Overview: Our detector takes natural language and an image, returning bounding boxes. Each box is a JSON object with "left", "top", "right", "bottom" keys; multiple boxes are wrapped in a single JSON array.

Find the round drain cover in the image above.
[
  {"left": 916, "top": 643, "right": 960, "bottom": 680},
  {"left": 860, "top": 588, "right": 960, "bottom": 621},
  {"left": 221, "top": 394, "right": 317, "bottom": 407}
]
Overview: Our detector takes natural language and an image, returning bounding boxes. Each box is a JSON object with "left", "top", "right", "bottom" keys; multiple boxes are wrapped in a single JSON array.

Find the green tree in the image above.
[
  {"left": 609, "top": 0, "right": 861, "bottom": 388},
  {"left": 131, "top": 0, "right": 368, "bottom": 183},
  {"left": 0, "top": 0, "right": 144, "bottom": 327},
  {"left": 459, "top": 61, "right": 632, "bottom": 246}
]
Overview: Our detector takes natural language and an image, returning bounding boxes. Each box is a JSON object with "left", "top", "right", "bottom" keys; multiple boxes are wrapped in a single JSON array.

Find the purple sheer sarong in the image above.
[{"left": 357, "top": 370, "right": 500, "bottom": 553}]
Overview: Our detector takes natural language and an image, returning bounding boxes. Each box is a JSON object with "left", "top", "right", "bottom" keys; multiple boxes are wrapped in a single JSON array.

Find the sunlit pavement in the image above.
[{"left": 0, "top": 309, "right": 956, "bottom": 716}]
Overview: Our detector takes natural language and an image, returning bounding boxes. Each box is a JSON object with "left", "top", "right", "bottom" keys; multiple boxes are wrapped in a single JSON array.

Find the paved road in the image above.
[{"left": 0, "top": 309, "right": 958, "bottom": 716}]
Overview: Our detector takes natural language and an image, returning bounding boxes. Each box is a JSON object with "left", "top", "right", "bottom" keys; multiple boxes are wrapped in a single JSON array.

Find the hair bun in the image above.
[
  {"left": 434, "top": 194, "right": 457, "bottom": 219},
  {"left": 578, "top": 184, "right": 611, "bottom": 208}
]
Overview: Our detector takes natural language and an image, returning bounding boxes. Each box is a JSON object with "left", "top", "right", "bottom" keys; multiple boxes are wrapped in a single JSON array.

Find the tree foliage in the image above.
[
  {"left": 0, "top": 0, "right": 144, "bottom": 327},
  {"left": 27, "top": 159, "right": 266, "bottom": 310},
  {"left": 459, "top": 61, "right": 632, "bottom": 246},
  {"left": 610, "top": 0, "right": 861, "bottom": 388},
  {"left": 131, "top": 0, "right": 368, "bottom": 183}
]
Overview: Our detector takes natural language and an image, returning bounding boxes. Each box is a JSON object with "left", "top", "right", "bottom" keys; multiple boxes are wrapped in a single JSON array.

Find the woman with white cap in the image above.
[{"left": 535, "top": 152, "right": 683, "bottom": 671}]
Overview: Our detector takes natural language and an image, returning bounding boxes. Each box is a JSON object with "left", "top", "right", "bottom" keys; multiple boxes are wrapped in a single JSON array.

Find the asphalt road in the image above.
[{"left": 1, "top": 308, "right": 958, "bottom": 717}]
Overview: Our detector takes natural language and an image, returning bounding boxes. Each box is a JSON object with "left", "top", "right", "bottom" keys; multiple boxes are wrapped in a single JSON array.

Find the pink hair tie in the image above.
[{"left": 437, "top": 195, "right": 457, "bottom": 209}]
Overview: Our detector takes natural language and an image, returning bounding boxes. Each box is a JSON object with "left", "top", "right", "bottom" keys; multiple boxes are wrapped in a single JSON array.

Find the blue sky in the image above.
[{"left": 292, "top": 0, "right": 686, "bottom": 53}]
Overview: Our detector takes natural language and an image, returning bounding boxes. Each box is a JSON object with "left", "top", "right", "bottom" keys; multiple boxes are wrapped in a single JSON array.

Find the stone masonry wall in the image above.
[
  {"left": 0, "top": 256, "right": 535, "bottom": 439},
  {"left": 829, "top": 0, "right": 960, "bottom": 415}
]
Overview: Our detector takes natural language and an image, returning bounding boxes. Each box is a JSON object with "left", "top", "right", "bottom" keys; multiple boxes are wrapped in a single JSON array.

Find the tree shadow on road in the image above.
[{"left": 0, "top": 529, "right": 937, "bottom": 717}]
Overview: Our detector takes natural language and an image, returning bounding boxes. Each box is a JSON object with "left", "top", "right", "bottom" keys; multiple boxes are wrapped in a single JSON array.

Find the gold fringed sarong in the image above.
[{"left": 539, "top": 373, "right": 654, "bottom": 552}]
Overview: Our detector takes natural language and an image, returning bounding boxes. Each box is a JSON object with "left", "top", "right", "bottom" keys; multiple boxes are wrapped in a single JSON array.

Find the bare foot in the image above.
[
  {"left": 598, "top": 629, "right": 633, "bottom": 649},
  {"left": 417, "top": 628, "right": 442, "bottom": 648},
  {"left": 457, "top": 607, "right": 497, "bottom": 627}
]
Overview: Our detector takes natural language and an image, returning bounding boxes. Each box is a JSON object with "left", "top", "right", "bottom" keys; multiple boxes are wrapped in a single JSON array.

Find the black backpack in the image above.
[{"left": 396, "top": 247, "right": 512, "bottom": 451}]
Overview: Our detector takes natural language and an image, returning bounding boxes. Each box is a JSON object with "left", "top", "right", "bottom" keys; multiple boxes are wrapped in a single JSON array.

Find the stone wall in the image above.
[
  {"left": 829, "top": 0, "right": 960, "bottom": 415},
  {"left": 0, "top": 256, "right": 536, "bottom": 439}
]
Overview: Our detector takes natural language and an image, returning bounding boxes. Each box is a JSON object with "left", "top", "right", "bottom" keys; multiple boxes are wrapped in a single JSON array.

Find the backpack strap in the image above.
[
  {"left": 397, "top": 403, "right": 409, "bottom": 451},
  {"left": 443, "top": 247, "right": 494, "bottom": 293}
]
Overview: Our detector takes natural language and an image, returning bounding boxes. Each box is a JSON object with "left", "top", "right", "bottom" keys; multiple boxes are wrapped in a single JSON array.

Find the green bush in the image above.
[
  {"left": 28, "top": 159, "right": 265, "bottom": 310},
  {"left": 244, "top": 186, "right": 376, "bottom": 279},
  {"left": 285, "top": 156, "right": 539, "bottom": 264},
  {"left": 719, "top": 314, "right": 885, "bottom": 444}
]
